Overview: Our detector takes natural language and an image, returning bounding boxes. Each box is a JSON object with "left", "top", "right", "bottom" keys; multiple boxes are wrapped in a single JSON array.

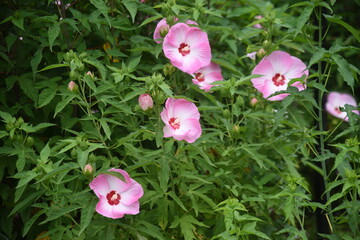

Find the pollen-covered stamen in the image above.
[
  {"left": 106, "top": 190, "right": 121, "bottom": 205},
  {"left": 272, "top": 73, "right": 286, "bottom": 86},
  {"left": 195, "top": 72, "right": 205, "bottom": 82},
  {"left": 178, "top": 43, "right": 190, "bottom": 56},
  {"left": 169, "top": 117, "right": 180, "bottom": 130}
]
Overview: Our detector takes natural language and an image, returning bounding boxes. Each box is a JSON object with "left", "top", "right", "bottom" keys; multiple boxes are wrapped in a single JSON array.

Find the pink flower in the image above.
[
  {"left": 160, "top": 98, "right": 202, "bottom": 143},
  {"left": 253, "top": 15, "right": 263, "bottom": 29},
  {"left": 191, "top": 62, "right": 223, "bottom": 92},
  {"left": 325, "top": 92, "right": 359, "bottom": 122},
  {"left": 163, "top": 23, "right": 211, "bottom": 74},
  {"left": 247, "top": 51, "right": 257, "bottom": 60},
  {"left": 89, "top": 168, "right": 144, "bottom": 219},
  {"left": 138, "top": 93, "right": 154, "bottom": 111},
  {"left": 153, "top": 19, "right": 198, "bottom": 44},
  {"left": 251, "top": 50, "right": 308, "bottom": 101}
]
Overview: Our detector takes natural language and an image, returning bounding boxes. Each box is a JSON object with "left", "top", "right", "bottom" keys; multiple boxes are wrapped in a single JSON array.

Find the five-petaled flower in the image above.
[
  {"left": 160, "top": 98, "right": 202, "bottom": 143},
  {"left": 89, "top": 168, "right": 144, "bottom": 219},
  {"left": 163, "top": 23, "right": 211, "bottom": 74},
  {"left": 191, "top": 62, "right": 223, "bottom": 92},
  {"left": 325, "top": 92, "right": 359, "bottom": 122},
  {"left": 251, "top": 50, "right": 308, "bottom": 101}
]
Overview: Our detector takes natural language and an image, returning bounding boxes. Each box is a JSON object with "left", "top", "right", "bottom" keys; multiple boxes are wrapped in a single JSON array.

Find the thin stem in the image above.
[{"left": 317, "top": 5, "right": 334, "bottom": 229}]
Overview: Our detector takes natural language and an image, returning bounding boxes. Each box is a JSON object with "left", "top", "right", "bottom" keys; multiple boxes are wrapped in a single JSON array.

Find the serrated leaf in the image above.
[
  {"left": 159, "top": 82, "right": 173, "bottom": 97},
  {"left": 0, "top": 111, "right": 14, "bottom": 122},
  {"left": 16, "top": 149, "right": 26, "bottom": 172},
  {"left": 40, "top": 143, "right": 51, "bottom": 163},
  {"left": 13, "top": 171, "right": 38, "bottom": 189},
  {"left": 331, "top": 54, "right": 354, "bottom": 91},
  {"left": 48, "top": 22, "right": 60, "bottom": 51},
  {"left": 139, "top": 14, "right": 163, "bottom": 27},
  {"left": 159, "top": 156, "right": 169, "bottom": 192},
  {"left": 294, "top": 5, "right": 314, "bottom": 37},
  {"left": 38, "top": 88, "right": 57, "bottom": 108},
  {"left": 308, "top": 48, "right": 326, "bottom": 68},
  {"left": 10, "top": 190, "right": 45, "bottom": 216},
  {"left": 23, "top": 208, "right": 47, "bottom": 237},
  {"left": 168, "top": 192, "right": 187, "bottom": 212},
  {"left": 90, "top": 0, "right": 111, "bottom": 27}
]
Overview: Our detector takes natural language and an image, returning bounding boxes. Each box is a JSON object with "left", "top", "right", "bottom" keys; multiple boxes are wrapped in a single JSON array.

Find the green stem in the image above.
[{"left": 317, "top": 5, "right": 334, "bottom": 230}]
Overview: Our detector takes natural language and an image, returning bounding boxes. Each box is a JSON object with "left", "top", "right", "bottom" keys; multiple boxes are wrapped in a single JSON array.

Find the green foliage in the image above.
[{"left": 0, "top": 0, "right": 359, "bottom": 239}]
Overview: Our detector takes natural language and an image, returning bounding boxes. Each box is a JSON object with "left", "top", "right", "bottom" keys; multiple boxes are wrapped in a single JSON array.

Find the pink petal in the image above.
[
  {"left": 114, "top": 201, "right": 140, "bottom": 215},
  {"left": 95, "top": 196, "right": 125, "bottom": 219},
  {"left": 285, "top": 56, "right": 309, "bottom": 79},
  {"left": 163, "top": 125, "right": 175, "bottom": 138},
  {"left": 89, "top": 174, "right": 110, "bottom": 198},
  {"left": 172, "top": 99, "right": 200, "bottom": 120},
  {"left": 267, "top": 51, "right": 292, "bottom": 74},
  {"left": 326, "top": 92, "right": 359, "bottom": 121},
  {"left": 153, "top": 18, "right": 168, "bottom": 44},
  {"left": 120, "top": 180, "right": 144, "bottom": 205},
  {"left": 107, "top": 169, "right": 131, "bottom": 193},
  {"left": 172, "top": 118, "right": 202, "bottom": 143}
]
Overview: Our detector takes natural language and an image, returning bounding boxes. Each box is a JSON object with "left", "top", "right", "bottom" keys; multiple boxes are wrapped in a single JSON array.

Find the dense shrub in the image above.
[{"left": 0, "top": 0, "right": 359, "bottom": 239}]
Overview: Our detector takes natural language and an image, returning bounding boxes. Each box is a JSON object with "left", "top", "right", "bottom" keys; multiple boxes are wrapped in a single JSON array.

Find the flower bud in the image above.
[
  {"left": 257, "top": 48, "right": 266, "bottom": 59},
  {"left": 159, "top": 25, "right": 170, "bottom": 38},
  {"left": 68, "top": 81, "right": 77, "bottom": 92},
  {"left": 138, "top": 94, "right": 154, "bottom": 111},
  {"left": 83, "top": 164, "right": 94, "bottom": 175},
  {"left": 250, "top": 98, "right": 258, "bottom": 106}
]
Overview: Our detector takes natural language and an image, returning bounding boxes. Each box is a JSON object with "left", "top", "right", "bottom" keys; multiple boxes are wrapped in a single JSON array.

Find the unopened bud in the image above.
[
  {"left": 68, "top": 81, "right": 77, "bottom": 92},
  {"left": 246, "top": 51, "right": 257, "bottom": 60},
  {"left": 257, "top": 48, "right": 266, "bottom": 59},
  {"left": 138, "top": 94, "right": 154, "bottom": 111},
  {"left": 159, "top": 25, "right": 170, "bottom": 38},
  {"left": 86, "top": 71, "right": 94, "bottom": 77},
  {"left": 250, "top": 98, "right": 258, "bottom": 106},
  {"left": 83, "top": 164, "right": 93, "bottom": 175}
]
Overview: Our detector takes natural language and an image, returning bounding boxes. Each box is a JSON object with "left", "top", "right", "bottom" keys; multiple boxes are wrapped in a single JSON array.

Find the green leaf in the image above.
[
  {"left": 37, "top": 63, "right": 69, "bottom": 72},
  {"left": 11, "top": 15, "right": 24, "bottom": 30},
  {"left": 38, "top": 88, "right": 57, "bottom": 108},
  {"left": 90, "top": 0, "right": 111, "bottom": 27},
  {"left": 159, "top": 82, "right": 173, "bottom": 98},
  {"left": 242, "top": 222, "right": 271, "bottom": 239},
  {"left": 294, "top": 5, "right": 314, "bottom": 37},
  {"left": 54, "top": 94, "right": 76, "bottom": 117},
  {"left": 40, "top": 205, "right": 82, "bottom": 224},
  {"left": 139, "top": 14, "right": 163, "bottom": 27},
  {"left": 324, "top": 14, "right": 360, "bottom": 43},
  {"left": 99, "top": 118, "right": 111, "bottom": 140},
  {"left": 31, "top": 48, "right": 43, "bottom": 78},
  {"left": 48, "top": 22, "right": 60, "bottom": 51},
  {"left": 83, "top": 58, "right": 107, "bottom": 80},
  {"left": 78, "top": 198, "right": 96, "bottom": 236},
  {"left": 23, "top": 208, "right": 46, "bottom": 237},
  {"left": 168, "top": 192, "right": 187, "bottom": 212},
  {"left": 123, "top": 0, "right": 138, "bottom": 23},
  {"left": 10, "top": 190, "right": 45, "bottom": 216},
  {"left": 331, "top": 54, "right": 354, "bottom": 91},
  {"left": 40, "top": 143, "right": 51, "bottom": 163},
  {"left": 0, "top": 111, "right": 14, "bottom": 122},
  {"left": 13, "top": 171, "right": 38, "bottom": 189},
  {"left": 241, "top": 145, "right": 268, "bottom": 169},
  {"left": 16, "top": 149, "right": 26, "bottom": 172},
  {"left": 171, "top": 215, "right": 208, "bottom": 240},
  {"left": 308, "top": 48, "right": 326, "bottom": 68},
  {"left": 36, "top": 162, "right": 78, "bottom": 183},
  {"left": 159, "top": 156, "right": 169, "bottom": 192}
]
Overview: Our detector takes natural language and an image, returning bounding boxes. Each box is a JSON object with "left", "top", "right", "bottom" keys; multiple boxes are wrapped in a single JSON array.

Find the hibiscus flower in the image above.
[{"left": 325, "top": 92, "right": 359, "bottom": 122}]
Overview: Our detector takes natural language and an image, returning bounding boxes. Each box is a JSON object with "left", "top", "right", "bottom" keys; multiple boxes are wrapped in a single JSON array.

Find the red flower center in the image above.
[
  {"left": 335, "top": 107, "right": 342, "bottom": 114},
  {"left": 178, "top": 43, "right": 190, "bottom": 56},
  {"left": 272, "top": 73, "right": 286, "bottom": 86},
  {"left": 195, "top": 72, "right": 205, "bottom": 82},
  {"left": 106, "top": 190, "right": 121, "bottom": 205},
  {"left": 169, "top": 117, "right": 180, "bottom": 130}
]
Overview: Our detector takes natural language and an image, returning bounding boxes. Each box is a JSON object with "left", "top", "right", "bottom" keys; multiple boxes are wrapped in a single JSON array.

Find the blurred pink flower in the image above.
[
  {"left": 153, "top": 19, "right": 198, "bottom": 44},
  {"left": 89, "top": 168, "right": 144, "bottom": 219},
  {"left": 253, "top": 15, "right": 263, "bottom": 29},
  {"left": 138, "top": 93, "right": 153, "bottom": 111},
  {"left": 191, "top": 62, "right": 223, "bottom": 92},
  {"left": 163, "top": 23, "right": 211, "bottom": 74},
  {"left": 325, "top": 92, "right": 359, "bottom": 122},
  {"left": 251, "top": 50, "right": 308, "bottom": 101},
  {"left": 160, "top": 98, "right": 202, "bottom": 143},
  {"left": 247, "top": 51, "right": 257, "bottom": 60}
]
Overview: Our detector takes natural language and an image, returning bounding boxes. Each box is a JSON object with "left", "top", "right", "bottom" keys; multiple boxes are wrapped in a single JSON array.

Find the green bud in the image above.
[
  {"left": 15, "top": 117, "right": 24, "bottom": 128},
  {"left": 26, "top": 136, "right": 34, "bottom": 146},
  {"left": 231, "top": 125, "right": 242, "bottom": 139},
  {"left": 71, "top": 148, "right": 77, "bottom": 158},
  {"left": 5, "top": 122, "right": 14, "bottom": 131},
  {"left": 223, "top": 109, "right": 231, "bottom": 119}
]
